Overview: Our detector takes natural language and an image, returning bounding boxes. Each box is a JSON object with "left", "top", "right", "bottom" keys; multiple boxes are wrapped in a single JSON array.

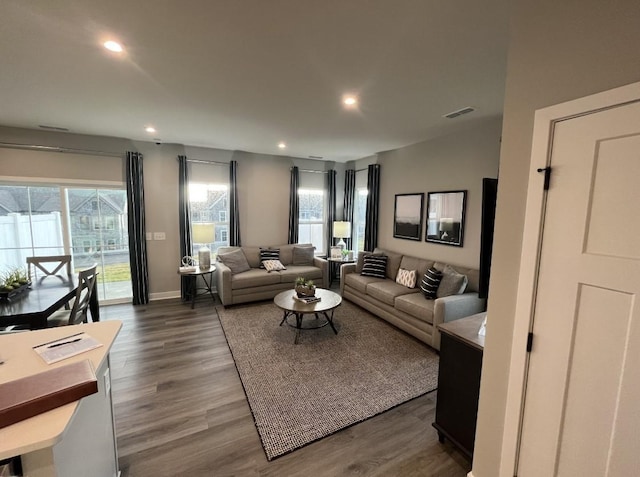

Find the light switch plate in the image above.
[
  {"left": 153, "top": 232, "right": 166, "bottom": 240},
  {"left": 146, "top": 232, "right": 153, "bottom": 241}
]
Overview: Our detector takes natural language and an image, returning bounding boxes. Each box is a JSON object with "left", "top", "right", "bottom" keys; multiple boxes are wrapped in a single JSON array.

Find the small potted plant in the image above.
[
  {"left": 0, "top": 266, "right": 30, "bottom": 299},
  {"left": 294, "top": 277, "right": 316, "bottom": 297}
]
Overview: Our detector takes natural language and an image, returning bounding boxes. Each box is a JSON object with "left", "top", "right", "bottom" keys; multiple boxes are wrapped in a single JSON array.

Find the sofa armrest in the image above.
[
  {"left": 215, "top": 261, "right": 233, "bottom": 306},
  {"left": 433, "top": 292, "right": 487, "bottom": 327},
  {"left": 313, "top": 256, "right": 329, "bottom": 288},
  {"left": 339, "top": 263, "right": 357, "bottom": 294}
]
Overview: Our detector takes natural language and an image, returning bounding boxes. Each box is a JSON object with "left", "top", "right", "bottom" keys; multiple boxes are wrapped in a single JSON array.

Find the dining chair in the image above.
[
  {"left": 47, "top": 264, "right": 98, "bottom": 327},
  {"left": 27, "top": 255, "right": 73, "bottom": 281}
]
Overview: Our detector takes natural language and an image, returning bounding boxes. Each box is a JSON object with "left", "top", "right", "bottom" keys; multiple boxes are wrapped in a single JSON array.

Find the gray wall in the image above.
[
  {"left": 358, "top": 118, "right": 502, "bottom": 269},
  {"left": 472, "top": 1, "right": 640, "bottom": 476}
]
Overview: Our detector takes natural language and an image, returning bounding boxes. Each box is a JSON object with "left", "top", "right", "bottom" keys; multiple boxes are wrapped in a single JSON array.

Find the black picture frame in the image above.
[
  {"left": 393, "top": 193, "right": 424, "bottom": 241},
  {"left": 425, "top": 190, "right": 467, "bottom": 247}
]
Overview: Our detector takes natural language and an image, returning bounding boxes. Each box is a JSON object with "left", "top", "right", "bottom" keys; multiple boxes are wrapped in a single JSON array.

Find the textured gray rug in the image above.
[{"left": 216, "top": 300, "right": 439, "bottom": 460}]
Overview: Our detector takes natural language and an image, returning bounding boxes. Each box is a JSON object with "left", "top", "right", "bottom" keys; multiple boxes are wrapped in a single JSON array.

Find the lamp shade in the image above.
[
  {"left": 333, "top": 221, "right": 351, "bottom": 239},
  {"left": 192, "top": 223, "right": 215, "bottom": 244}
]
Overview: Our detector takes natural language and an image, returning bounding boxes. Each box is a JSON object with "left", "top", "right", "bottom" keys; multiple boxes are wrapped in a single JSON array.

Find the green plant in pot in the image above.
[
  {"left": 294, "top": 277, "right": 316, "bottom": 297},
  {"left": 0, "top": 267, "right": 30, "bottom": 293}
]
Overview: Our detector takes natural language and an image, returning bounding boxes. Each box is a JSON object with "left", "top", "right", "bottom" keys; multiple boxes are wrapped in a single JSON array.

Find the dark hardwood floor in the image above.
[{"left": 102, "top": 298, "right": 471, "bottom": 477}]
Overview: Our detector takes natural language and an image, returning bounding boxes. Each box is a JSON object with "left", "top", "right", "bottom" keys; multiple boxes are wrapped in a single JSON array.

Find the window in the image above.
[
  {"left": 189, "top": 182, "right": 229, "bottom": 256},
  {"left": 352, "top": 169, "right": 369, "bottom": 252},
  {"left": 0, "top": 184, "right": 132, "bottom": 302},
  {"left": 298, "top": 188, "right": 325, "bottom": 252}
]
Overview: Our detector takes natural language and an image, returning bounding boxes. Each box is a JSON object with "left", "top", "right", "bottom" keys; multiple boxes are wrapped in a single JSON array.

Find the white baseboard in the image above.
[{"left": 149, "top": 291, "right": 181, "bottom": 301}]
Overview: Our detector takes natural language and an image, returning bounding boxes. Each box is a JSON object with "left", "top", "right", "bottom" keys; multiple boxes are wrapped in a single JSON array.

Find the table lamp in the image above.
[
  {"left": 192, "top": 223, "right": 215, "bottom": 269},
  {"left": 333, "top": 221, "right": 351, "bottom": 249}
]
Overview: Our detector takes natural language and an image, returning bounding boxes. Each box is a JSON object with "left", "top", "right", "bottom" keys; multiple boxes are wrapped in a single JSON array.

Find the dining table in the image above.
[{"left": 0, "top": 276, "right": 99, "bottom": 330}]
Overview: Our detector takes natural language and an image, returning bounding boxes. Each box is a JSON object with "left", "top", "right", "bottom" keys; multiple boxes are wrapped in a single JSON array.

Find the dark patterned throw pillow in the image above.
[
  {"left": 420, "top": 267, "right": 443, "bottom": 299},
  {"left": 360, "top": 254, "right": 388, "bottom": 279},
  {"left": 259, "top": 248, "right": 280, "bottom": 268}
]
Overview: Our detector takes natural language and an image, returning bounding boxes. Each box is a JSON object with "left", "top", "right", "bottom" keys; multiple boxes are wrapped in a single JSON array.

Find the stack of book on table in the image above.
[{"left": 294, "top": 295, "right": 321, "bottom": 304}]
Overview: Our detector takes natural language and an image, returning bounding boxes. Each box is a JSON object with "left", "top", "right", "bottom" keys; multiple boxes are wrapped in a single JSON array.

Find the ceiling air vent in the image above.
[
  {"left": 308, "top": 155, "right": 323, "bottom": 160},
  {"left": 39, "top": 125, "right": 70, "bottom": 132},
  {"left": 443, "top": 107, "right": 475, "bottom": 119}
]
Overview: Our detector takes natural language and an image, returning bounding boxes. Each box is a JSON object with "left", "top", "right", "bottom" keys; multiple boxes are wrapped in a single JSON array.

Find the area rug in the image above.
[{"left": 216, "top": 300, "right": 439, "bottom": 460}]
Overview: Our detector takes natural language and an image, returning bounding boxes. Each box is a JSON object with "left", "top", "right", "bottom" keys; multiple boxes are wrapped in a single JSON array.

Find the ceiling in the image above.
[{"left": 0, "top": 1, "right": 509, "bottom": 162}]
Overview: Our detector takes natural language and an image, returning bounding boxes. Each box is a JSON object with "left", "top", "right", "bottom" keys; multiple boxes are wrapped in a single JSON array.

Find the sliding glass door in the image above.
[{"left": 0, "top": 184, "right": 131, "bottom": 302}]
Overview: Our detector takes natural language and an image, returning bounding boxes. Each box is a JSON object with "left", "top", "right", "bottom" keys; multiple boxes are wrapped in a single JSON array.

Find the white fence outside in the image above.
[{"left": 0, "top": 213, "right": 64, "bottom": 271}]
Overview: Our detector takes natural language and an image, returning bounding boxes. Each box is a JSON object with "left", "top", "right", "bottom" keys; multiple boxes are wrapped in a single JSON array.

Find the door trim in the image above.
[{"left": 498, "top": 80, "right": 640, "bottom": 477}]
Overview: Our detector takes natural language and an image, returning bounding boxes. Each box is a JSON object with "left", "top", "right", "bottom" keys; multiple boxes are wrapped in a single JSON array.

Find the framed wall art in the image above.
[
  {"left": 393, "top": 193, "right": 424, "bottom": 241},
  {"left": 425, "top": 190, "right": 467, "bottom": 247}
]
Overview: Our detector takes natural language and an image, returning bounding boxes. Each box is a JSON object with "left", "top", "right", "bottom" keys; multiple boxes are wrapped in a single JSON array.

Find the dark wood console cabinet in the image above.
[{"left": 432, "top": 313, "right": 486, "bottom": 459}]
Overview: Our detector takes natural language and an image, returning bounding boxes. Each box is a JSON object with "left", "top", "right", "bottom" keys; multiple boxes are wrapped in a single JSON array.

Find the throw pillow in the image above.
[
  {"left": 292, "top": 245, "right": 315, "bottom": 265},
  {"left": 436, "top": 264, "right": 468, "bottom": 298},
  {"left": 217, "top": 249, "right": 251, "bottom": 275},
  {"left": 420, "top": 267, "right": 443, "bottom": 299},
  {"left": 263, "top": 259, "right": 286, "bottom": 272},
  {"left": 259, "top": 248, "right": 280, "bottom": 268},
  {"left": 360, "top": 254, "right": 387, "bottom": 279},
  {"left": 396, "top": 268, "right": 417, "bottom": 288}
]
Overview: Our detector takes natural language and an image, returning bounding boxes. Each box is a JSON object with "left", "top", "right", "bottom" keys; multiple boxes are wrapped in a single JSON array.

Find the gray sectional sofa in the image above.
[
  {"left": 340, "top": 248, "right": 486, "bottom": 350},
  {"left": 215, "top": 243, "right": 328, "bottom": 306}
]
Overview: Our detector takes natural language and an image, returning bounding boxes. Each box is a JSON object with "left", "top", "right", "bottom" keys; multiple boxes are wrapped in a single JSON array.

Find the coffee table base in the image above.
[{"left": 279, "top": 310, "right": 338, "bottom": 344}]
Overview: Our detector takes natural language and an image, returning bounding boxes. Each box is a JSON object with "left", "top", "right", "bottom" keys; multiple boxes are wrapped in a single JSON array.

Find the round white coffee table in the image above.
[{"left": 273, "top": 288, "right": 342, "bottom": 344}]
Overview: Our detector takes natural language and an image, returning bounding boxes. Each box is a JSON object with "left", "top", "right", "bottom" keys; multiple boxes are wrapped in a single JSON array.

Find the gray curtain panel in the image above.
[
  {"left": 288, "top": 166, "right": 299, "bottom": 244},
  {"left": 125, "top": 151, "right": 149, "bottom": 305},
  {"left": 229, "top": 160, "right": 241, "bottom": 246},
  {"left": 343, "top": 169, "right": 355, "bottom": 250},
  {"left": 325, "top": 169, "right": 336, "bottom": 257},
  {"left": 178, "top": 155, "right": 193, "bottom": 301},
  {"left": 364, "top": 164, "right": 380, "bottom": 252}
]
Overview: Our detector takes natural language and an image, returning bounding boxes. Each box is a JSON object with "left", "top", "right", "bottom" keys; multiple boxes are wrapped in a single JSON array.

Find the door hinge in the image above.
[
  {"left": 537, "top": 167, "right": 552, "bottom": 190},
  {"left": 526, "top": 332, "right": 534, "bottom": 352}
]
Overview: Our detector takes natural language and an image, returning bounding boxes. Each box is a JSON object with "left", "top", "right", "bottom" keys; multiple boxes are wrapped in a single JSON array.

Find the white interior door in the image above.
[{"left": 516, "top": 100, "right": 640, "bottom": 476}]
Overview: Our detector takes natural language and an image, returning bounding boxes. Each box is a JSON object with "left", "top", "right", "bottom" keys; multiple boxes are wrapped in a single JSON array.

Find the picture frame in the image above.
[
  {"left": 330, "top": 246, "right": 343, "bottom": 259},
  {"left": 425, "top": 190, "right": 467, "bottom": 247},
  {"left": 393, "top": 193, "right": 424, "bottom": 241}
]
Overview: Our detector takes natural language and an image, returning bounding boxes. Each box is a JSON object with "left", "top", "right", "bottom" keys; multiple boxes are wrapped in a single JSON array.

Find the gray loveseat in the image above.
[
  {"left": 340, "top": 248, "right": 486, "bottom": 350},
  {"left": 215, "top": 244, "right": 328, "bottom": 306}
]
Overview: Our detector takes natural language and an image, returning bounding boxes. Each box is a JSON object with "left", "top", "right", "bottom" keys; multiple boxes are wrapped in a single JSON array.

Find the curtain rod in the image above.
[
  {"left": 0, "top": 142, "right": 122, "bottom": 158},
  {"left": 294, "top": 168, "right": 329, "bottom": 174},
  {"left": 182, "top": 158, "right": 229, "bottom": 166}
]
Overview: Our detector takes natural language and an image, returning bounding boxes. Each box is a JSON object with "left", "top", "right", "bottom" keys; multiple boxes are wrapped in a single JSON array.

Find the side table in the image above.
[
  {"left": 177, "top": 266, "right": 216, "bottom": 309},
  {"left": 326, "top": 257, "right": 356, "bottom": 287}
]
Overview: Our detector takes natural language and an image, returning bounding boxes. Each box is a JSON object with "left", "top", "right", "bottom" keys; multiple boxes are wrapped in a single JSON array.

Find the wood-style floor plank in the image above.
[{"left": 102, "top": 298, "right": 471, "bottom": 476}]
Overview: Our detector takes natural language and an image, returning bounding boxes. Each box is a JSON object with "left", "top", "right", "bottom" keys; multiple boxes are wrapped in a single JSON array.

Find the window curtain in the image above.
[
  {"left": 325, "top": 169, "right": 336, "bottom": 256},
  {"left": 229, "top": 160, "right": 241, "bottom": 246},
  {"left": 288, "top": 166, "right": 299, "bottom": 244},
  {"left": 125, "top": 151, "right": 149, "bottom": 305},
  {"left": 343, "top": 169, "right": 356, "bottom": 250},
  {"left": 364, "top": 164, "right": 380, "bottom": 252},
  {"left": 178, "top": 155, "right": 193, "bottom": 301}
]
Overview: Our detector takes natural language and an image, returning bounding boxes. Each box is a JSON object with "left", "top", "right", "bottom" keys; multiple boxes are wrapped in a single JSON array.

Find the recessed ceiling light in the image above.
[
  {"left": 342, "top": 95, "right": 358, "bottom": 107},
  {"left": 145, "top": 126, "right": 156, "bottom": 133},
  {"left": 278, "top": 142, "right": 287, "bottom": 149},
  {"left": 103, "top": 40, "right": 123, "bottom": 53}
]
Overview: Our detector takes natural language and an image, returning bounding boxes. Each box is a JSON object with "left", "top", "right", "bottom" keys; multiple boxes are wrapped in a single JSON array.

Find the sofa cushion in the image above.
[
  {"left": 420, "top": 267, "right": 443, "bottom": 299},
  {"left": 259, "top": 248, "right": 280, "bottom": 268},
  {"left": 361, "top": 254, "right": 387, "bottom": 278},
  {"left": 263, "top": 259, "right": 286, "bottom": 272},
  {"left": 344, "top": 272, "right": 382, "bottom": 294},
  {"left": 436, "top": 264, "right": 468, "bottom": 298},
  {"left": 218, "top": 248, "right": 251, "bottom": 274},
  {"left": 242, "top": 246, "right": 262, "bottom": 268},
  {"left": 399, "top": 256, "right": 434, "bottom": 280},
  {"left": 395, "top": 292, "right": 436, "bottom": 325},
  {"left": 276, "top": 244, "right": 295, "bottom": 265},
  {"left": 292, "top": 245, "right": 315, "bottom": 265},
  {"left": 366, "top": 280, "right": 419, "bottom": 306},
  {"left": 231, "top": 268, "right": 281, "bottom": 290},
  {"left": 396, "top": 268, "right": 417, "bottom": 288},
  {"left": 374, "top": 248, "right": 403, "bottom": 280},
  {"left": 279, "top": 265, "right": 323, "bottom": 284},
  {"left": 434, "top": 262, "right": 479, "bottom": 293}
]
